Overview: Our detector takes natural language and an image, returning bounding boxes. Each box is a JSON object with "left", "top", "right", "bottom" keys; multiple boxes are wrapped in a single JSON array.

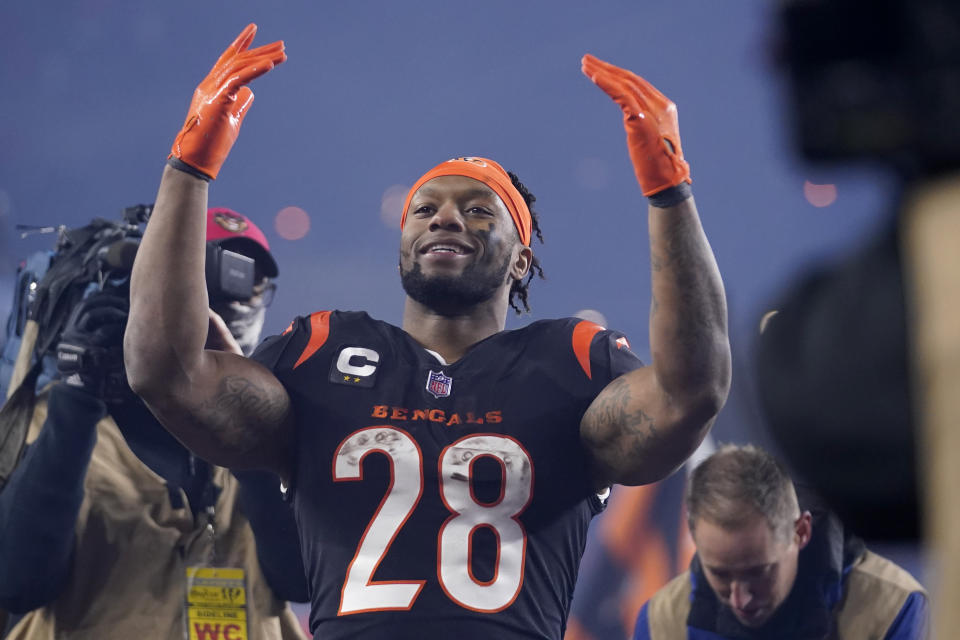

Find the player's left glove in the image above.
[
  {"left": 169, "top": 23, "right": 286, "bottom": 180},
  {"left": 582, "top": 54, "right": 691, "bottom": 198}
]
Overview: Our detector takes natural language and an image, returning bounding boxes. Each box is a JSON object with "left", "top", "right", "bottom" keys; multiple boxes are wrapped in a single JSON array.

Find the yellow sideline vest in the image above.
[
  {"left": 6, "top": 391, "right": 307, "bottom": 640},
  {"left": 644, "top": 551, "right": 925, "bottom": 640}
]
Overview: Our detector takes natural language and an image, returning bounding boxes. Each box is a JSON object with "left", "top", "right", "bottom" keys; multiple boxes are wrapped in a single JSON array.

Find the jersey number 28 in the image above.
[{"left": 334, "top": 426, "right": 533, "bottom": 615}]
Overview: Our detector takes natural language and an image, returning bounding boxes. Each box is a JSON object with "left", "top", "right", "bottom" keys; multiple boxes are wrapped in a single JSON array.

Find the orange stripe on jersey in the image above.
[
  {"left": 293, "top": 311, "right": 332, "bottom": 369},
  {"left": 572, "top": 320, "right": 603, "bottom": 380}
]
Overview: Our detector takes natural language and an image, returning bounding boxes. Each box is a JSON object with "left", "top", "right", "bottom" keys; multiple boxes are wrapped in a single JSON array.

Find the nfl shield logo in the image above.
[{"left": 426, "top": 370, "right": 453, "bottom": 398}]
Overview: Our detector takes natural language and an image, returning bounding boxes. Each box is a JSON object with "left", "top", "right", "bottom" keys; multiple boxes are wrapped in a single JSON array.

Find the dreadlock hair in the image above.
[{"left": 507, "top": 170, "right": 545, "bottom": 314}]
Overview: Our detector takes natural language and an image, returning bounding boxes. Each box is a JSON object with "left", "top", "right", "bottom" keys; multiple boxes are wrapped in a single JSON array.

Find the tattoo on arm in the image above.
[
  {"left": 583, "top": 376, "right": 662, "bottom": 483},
  {"left": 650, "top": 216, "right": 692, "bottom": 273},
  {"left": 651, "top": 221, "right": 696, "bottom": 275},
  {"left": 651, "top": 213, "right": 726, "bottom": 369},
  {"left": 197, "top": 375, "right": 288, "bottom": 450}
]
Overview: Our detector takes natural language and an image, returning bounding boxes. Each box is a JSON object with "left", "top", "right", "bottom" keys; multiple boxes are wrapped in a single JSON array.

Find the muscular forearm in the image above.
[
  {"left": 124, "top": 167, "right": 255, "bottom": 466},
  {"left": 125, "top": 165, "right": 210, "bottom": 396},
  {"left": 647, "top": 196, "right": 730, "bottom": 417},
  {"left": 581, "top": 198, "right": 730, "bottom": 488},
  {"left": 124, "top": 26, "right": 292, "bottom": 475},
  {"left": 0, "top": 386, "right": 103, "bottom": 612},
  {"left": 580, "top": 57, "right": 729, "bottom": 487},
  {"left": 125, "top": 168, "right": 292, "bottom": 472}
]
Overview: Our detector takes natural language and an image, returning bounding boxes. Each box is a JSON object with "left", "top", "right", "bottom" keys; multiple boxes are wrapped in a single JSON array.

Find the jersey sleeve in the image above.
[
  {"left": 597, "top": 328, "right": 645, "bottom": 381},
  {"left": 577, "top": 321, "right": 645, "bottom": 390},
  {"left": 250, "top": 315, "right": 313, "bottom": 374},
  {"left": 564, "top": 318, "right": 645, "bottom": 394},
  {"left": 249, "top": 313, "right": 333, "bottom": 500}
]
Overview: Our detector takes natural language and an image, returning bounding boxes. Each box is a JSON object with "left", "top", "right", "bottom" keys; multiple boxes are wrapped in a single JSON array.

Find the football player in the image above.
[{"left": 125, "top": 24, "right": 731, "bottom": 640}]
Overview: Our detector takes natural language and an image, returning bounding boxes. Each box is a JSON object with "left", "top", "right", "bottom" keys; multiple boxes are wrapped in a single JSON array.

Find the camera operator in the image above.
[
  {"left": 752, "top": 3, "right": 960, "bottom": 633},
  {"left": 0, "top": 208, "right": 308, "bottom": 639}
]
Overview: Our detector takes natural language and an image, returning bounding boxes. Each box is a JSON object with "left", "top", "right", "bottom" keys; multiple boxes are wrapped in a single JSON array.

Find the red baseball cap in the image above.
[{"left": 206, "top": 207, "right": 279, "bottom": 278}]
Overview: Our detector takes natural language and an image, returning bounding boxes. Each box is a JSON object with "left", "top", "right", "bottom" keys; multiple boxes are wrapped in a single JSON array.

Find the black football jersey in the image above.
[{"left": 252, "top": 311, "right": 644, "bottom": 639}]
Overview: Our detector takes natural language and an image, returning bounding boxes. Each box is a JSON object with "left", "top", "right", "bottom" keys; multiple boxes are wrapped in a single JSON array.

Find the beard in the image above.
[
  {"left": 401, "top": 252, "right": 512, "bottom": 316},
  {"left": 216, "top": 301, "right": 266, "bottom": 356}
]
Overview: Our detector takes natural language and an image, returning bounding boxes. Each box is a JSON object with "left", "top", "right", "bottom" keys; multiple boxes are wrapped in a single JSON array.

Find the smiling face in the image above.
[
  {"left": 399, "top": 175, "right": 531, "bottom": 316},
  {"left": 693, "top": 511, "right": 811, "bottom": 629}
]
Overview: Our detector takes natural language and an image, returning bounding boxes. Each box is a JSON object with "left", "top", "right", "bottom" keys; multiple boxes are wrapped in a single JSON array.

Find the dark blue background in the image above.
[
  {"left": 0, "top": 0, "right": 895, "bottom": 344},
  {"left": 0, "top": 0, "right": 915, "bottom": 628}
]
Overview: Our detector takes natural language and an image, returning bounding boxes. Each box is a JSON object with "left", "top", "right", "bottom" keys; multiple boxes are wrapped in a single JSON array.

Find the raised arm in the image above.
[
  {"left": 579, "top": 55, "right": 731, "bottom": 488},
  {"left": 124, "top": 24, "right": 292, "bottom": 477}
]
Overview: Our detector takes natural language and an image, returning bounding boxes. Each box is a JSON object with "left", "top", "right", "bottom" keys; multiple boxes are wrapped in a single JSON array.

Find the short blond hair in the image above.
[{"left": 686, "top": 444, "right": 800, "bottom": 541}]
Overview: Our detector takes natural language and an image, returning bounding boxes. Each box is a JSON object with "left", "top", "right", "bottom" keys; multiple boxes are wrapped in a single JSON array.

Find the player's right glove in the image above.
[
  {"left": 56, "top": 293, "right": 130, "bottom": 401},
  {"left": 168, "top": 23, "right": 286, "bottom": 181},
  {"left": 582, "top": 54, "right": 691, "bottom": 198}
]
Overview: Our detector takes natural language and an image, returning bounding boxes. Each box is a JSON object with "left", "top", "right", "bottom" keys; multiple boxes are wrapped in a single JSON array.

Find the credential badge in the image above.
[{"left": 426, "top": 370, "right": 453, "bottom": 399}]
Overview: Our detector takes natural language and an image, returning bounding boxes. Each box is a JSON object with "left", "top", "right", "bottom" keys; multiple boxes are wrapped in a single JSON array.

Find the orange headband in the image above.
[{"left": 400, "top": 157, "right": 532, "bottom": 246}]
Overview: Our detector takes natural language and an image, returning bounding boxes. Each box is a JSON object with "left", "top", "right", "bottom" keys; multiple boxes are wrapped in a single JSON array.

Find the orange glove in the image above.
[
  {"left": 169, "top": 24, "right": 286, "bottom": 180},
  {"left": 582, "top": 54, "right": 691, "bottom": 197}
]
